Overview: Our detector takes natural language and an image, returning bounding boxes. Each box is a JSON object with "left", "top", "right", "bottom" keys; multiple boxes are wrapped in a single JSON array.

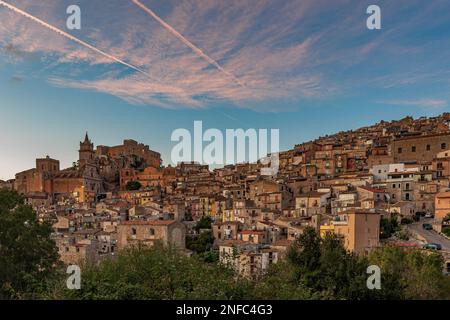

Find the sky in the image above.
[{"left": 1, "top": 0, "right": 450, "bottom": 180}]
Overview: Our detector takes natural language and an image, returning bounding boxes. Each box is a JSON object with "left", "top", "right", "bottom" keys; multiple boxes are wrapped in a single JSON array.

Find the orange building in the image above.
[
  {"left": 96, "top": 139, "right": 161, "bottom": 168},
  {"left": 435, "top": 191, "right": 450, "bottom": 221},
  {"left": 14, "top": 134, "right": 103, "bottom": 202}
]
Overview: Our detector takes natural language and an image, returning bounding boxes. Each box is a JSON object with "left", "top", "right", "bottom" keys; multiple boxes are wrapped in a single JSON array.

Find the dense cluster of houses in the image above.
[{"left": 3, "top": 113, "right": 450, "bottom": 278}]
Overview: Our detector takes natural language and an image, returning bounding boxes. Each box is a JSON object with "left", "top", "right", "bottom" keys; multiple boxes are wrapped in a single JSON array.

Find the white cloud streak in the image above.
[
  {"left": 130, "top": 0, "right": 245, "bottom": 87},
  {"left": 0, "top": 0, "right": 150, "bottom": 77}
]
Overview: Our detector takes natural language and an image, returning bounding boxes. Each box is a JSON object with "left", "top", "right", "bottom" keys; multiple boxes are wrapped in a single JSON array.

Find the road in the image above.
[{"left": 406, "top": 219, "right": 450, "bottom": 252}]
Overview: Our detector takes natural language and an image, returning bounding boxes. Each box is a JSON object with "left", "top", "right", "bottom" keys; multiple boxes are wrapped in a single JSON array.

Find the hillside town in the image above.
[{"left": 2, "top": 113, "right": 450, "bottom": 278}]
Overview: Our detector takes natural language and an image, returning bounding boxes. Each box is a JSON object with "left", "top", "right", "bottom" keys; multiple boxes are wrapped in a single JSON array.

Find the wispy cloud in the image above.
[
  {"left": 130, "top": 0, "right": 245, "bottom": 88},
  {"left": 1, "top": 0, "right": 450, "bottom": 111},
  {"left": 380, "top": 99, "right": 448, "bottom": 109}
]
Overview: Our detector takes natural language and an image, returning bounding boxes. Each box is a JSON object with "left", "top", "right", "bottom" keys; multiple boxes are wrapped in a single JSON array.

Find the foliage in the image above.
[
  {"left": 253, "top": 260, "right": 318, "bottom": 299},
  {"left": 394, "top": 229, "right": 411, "bottom": 241},
  {"left": 61, "top": 245, "right": 252, "bottom": 300},
  {"left": 286, "top": 227, "right": 374, "bottom": 299},
  {"left": 126, "top": 180, "right": 142, "bottom": 191},
  {"left": 0, "top": 189, "right": 60, "bottom": 299},
  {"left": 1, "top": 189, "right": 449, "bottom": 300},
  {"left": 369, "top": 246, "right": 450, "bottom": 299},
  {"left": 442, "top": 227, "right": 450, "bottom": 237},
  {"left": 186, "top": 230, "right": 214, "bottom": 254},
  {"left": 380, "top": 215, "right": 400, "bottom": 239},
  {"left": 400, "top": 217, "right": 414, "bottom": 225},
  {"left": 194, "top": 216, "right": 213, "bottom": 232}
]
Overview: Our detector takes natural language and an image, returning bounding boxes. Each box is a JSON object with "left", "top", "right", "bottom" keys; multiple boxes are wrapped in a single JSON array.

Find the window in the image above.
[
  {"left": 412, "top": 146, "right": 416, "bottom": 152},
  {"left": 392, "top": 184, "right": 396, "bottom": 188},
  {"left": 398, "top": 147, "right": 402, "bottom": 154},
  {"left": 149, "top": 228, "right": 155, "bottom": 236},
  {"left": 441, "top": 143, "right": 447, "bottom": 150},
  {"left": 131, "top": 228, "right": 137, "bottom": 235},
  {"left": 426, "top": 144, "right": 431, "bottom": 151}
]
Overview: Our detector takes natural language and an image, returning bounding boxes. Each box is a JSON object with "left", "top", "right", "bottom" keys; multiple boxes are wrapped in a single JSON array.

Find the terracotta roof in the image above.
[
  {"left": 240, "top": 230, "right": 265, "bottom": 235},
  {"left": 121, "top": 220, "right": 177, "bottom": 226},
  {"left": 358, "top": 186, "right": 386, "bottom": 193}
]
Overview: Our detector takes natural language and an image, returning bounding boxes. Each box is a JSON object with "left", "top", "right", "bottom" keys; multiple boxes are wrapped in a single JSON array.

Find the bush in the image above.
[
  {"left": 380, "top": 215, "right": 400, "bottom": 239},
  {"left": 394, "top": 229, "right": 411, "bottom": 241},
  {"left": 442, "top": 227, "right": 450, "bottom": 238},
  {"left": 62, "top": 245, "right": 252, "bottom": 300},
  {"left": 401, "top": 217, "right": 414, "bottom": 225},
  {"left": 126, "top": 181, "right": 142, "bottom": 191}
]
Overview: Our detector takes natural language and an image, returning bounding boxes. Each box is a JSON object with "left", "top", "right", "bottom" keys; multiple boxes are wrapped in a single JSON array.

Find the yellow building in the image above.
[{"left": 320, "top": 210, "right": 380, "bottom": 254}]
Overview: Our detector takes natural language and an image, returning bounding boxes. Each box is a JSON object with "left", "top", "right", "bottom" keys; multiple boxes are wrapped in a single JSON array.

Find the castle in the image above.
[{"left": 14, "top": 133, "right": 162, "bottom": 204}]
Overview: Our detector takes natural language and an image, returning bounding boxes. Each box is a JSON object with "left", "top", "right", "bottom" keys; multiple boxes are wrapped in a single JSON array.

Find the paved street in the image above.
[{"left": 407, "top": 219, "right": 450, "bottom": 252}]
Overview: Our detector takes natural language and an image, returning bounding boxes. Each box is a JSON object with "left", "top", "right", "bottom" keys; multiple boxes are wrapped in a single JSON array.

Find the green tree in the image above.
[
  {"left": 0, "top": 189, "right": 59, "bottom": 299},
  {"left": 369, "top": 247, "right": 450, "bottom": 299},
  {"left": 316, "top": 233, "right": 370, "bottom": 299},
  {"left": 62, "top": 245, "right": 253, "bottom": 300},
  {"left": 186, "top": 230, "right": 214, "bottom": 254},
  {"left": 194, "top": 216, "right": 213, "bottom": 232},
  {"left": 380, "top": 215, "right": 400, "bottom": 239},
  {"left": 253, "top": 260, "right": 318, "bottom": 300},
  {"left": 442, "top": 227, "right": 450, "bottom": 237},
  {"left": 126, "top": 180, "right": 142, "bottom": 191},
  {"left": 285, "top": 227, "right": 404, "bottom": 299},
  {"left": 287, "top": 227, "right": 321, "bottom": 288}
]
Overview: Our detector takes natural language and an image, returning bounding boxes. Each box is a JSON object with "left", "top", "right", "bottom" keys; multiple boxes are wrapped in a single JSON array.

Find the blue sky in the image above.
[{"left": 1, "top": 0, "right": 450, "bottom": 180}]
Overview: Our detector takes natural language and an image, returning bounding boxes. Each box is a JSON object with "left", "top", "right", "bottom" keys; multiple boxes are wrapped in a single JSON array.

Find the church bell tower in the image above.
[{"left": 79, "top": 132, "right": 94, "bottom": 167}]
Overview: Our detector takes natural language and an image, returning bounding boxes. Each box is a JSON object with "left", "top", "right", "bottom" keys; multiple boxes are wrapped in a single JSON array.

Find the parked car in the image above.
[
  {"left": 422, "top": 223, "right": 433, "bottom": 230},
  {"left": 424, "top": 212, "right": 433, "bottom": 218},
  {"left": 423, "top": 243, "right": 442, "bottom": 250}
]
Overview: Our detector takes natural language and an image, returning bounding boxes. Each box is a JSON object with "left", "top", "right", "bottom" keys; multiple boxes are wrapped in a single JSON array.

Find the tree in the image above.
[
  {"left": 316, "top": 233, "right": 370, "bottom": 299},
  {"left": 285, "top": 227, "right": 402, "bottom": 299},
  {"left": 194, "top": 216, "right": 213, "bottom": 232},
  {"left": 380, "top": 214, "right": 400, "bottom": 239},
  {"left": 442, "top": 227, "right": 450, "bottom": 237},
  {"left": 369, "top": 247, "right": 450, "bottom": 299},
  {"left": 0, "top": 189, "right": 23, "bottom": 212},
  {"left": 186, "top": 230, "right": 214, "bottom": 254},
  {"left": 287, "top": 227, "right": 321, "bottom": 288},
  {"left": 126, "top": 180, "right": 142, "bottom": 191},
  {"left": 62, "top": 245, "right": 253, "bottom": 300},
  {"left": 0, "top": 189, "right": 59, "bottom": 299}
]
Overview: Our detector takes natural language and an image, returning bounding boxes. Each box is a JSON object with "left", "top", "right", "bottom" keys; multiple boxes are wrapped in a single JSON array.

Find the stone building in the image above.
[
  {"left": 392, "top": 133, "right": 450, "bottom": 163},
  {"left": 96, "top": 139, "right": 161, "bottom": 168},
  {"left": 117, "top": 220, "right": 186, "bottom": 250}
]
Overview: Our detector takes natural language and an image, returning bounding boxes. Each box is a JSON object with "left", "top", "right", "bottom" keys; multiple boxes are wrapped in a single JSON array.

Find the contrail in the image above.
[
  {"left": 130, "top": 0, "right": 245, "bottom": 87},
  {"left": 0, "top": 0, "right": 150, "bottom": 77}
]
